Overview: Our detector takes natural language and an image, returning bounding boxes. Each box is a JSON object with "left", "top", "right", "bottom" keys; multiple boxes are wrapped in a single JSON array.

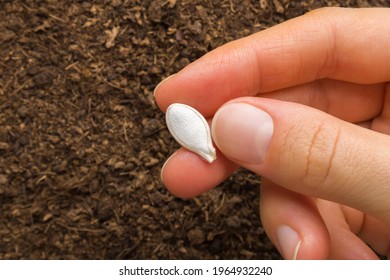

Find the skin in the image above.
[{"left": 154, "top": 8, "right": 390, "bottom": 259}]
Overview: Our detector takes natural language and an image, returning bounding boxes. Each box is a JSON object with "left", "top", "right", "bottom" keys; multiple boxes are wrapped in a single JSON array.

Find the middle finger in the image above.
[{"left": 259, "top": 79, "right": 385, "bottom": 123}]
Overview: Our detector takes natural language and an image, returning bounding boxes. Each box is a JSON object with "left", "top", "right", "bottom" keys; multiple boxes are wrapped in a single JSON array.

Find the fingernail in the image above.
[
  {"left": 160, "top": 159, "right": 168, "bottom": 185},
  {"left": 160, "top": 150, "right": 177, "bottom": 185},
  {"left": 211, "top": 103, "right": 274, "bottom": 164},
  {"left": 153, "top": 74, "right": 176, "bottom": 97},
  {"left": 276, "top": 225, "right": 302, "bottom": 260}
]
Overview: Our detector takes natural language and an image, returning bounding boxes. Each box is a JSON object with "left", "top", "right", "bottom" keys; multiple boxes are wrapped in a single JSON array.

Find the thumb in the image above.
[{"left": 211, "top": 97, "right": 390, "bottom": 224}]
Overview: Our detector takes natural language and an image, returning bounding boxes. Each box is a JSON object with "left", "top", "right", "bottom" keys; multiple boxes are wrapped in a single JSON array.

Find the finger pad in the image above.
[{"left": 162, "top": 149, "right": 237, "bottom": 198}]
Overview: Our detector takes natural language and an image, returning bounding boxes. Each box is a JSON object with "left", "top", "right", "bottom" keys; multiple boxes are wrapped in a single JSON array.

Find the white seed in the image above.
[{"left": 166, "top": 103, "right": 216, "bottom": 163}]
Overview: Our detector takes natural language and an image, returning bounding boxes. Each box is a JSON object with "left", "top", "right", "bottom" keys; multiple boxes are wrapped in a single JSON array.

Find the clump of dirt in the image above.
[{"left": 0, "top": 0, "right": 387, "bottom": 259}]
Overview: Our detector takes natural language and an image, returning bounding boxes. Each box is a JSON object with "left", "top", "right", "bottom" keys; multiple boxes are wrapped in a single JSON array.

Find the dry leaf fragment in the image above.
[{"left": 105, "top": 26, "right": 120, "bottom": 48}]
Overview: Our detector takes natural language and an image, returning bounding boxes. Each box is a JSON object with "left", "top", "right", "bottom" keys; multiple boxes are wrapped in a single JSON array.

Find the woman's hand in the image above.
[{"left": 154, "top": 8, "right": 390, "bottom": 259}]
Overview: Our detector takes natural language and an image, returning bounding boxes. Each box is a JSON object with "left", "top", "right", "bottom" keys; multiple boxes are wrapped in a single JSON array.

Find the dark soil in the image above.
[{"left": 0, "top": 0, "right": 388, "bottom": 260}]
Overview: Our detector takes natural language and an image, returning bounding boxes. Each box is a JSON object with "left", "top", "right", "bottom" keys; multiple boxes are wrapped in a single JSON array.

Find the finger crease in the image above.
[
  {"left": 304, "top": 122, "right": 341, "bottom": 189},
  {"left": 324, "top": 125, "right": 341, "bottom": 183}
]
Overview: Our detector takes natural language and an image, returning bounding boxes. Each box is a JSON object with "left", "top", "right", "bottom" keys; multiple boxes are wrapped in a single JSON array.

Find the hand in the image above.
[{"left": 154, "top": 8, "right": 390, "bottom": 259}]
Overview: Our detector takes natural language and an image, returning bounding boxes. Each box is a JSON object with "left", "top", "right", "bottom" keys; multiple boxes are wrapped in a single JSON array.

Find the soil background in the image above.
[{"left": 1, "top": 0, "right": 389, "bottom": 260}]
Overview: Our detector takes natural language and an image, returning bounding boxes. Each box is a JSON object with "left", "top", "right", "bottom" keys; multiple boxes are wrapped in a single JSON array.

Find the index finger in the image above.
[{"left": 154, "top": 7, "right": 390, "bottom": 116}]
